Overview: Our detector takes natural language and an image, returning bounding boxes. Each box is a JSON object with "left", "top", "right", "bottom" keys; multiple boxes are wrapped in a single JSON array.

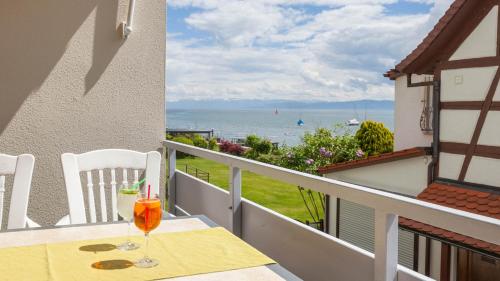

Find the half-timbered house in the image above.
[{"left": 320, "top": 1, "right": 500, "bottom": 280}]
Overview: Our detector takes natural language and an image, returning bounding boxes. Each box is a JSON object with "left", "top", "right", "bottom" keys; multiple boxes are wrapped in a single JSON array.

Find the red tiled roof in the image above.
[
  {"left": 394, "top": 0, "right": 467, "bottom": 74},
  {"left": 317, "top": 147, "right": 430, "bottom": 174},
  {"left": 387, "top": 0, "right": 497, "bottom": 78},
  {"left": 400, "top": 183, "right": 500, "bottom": 256}
]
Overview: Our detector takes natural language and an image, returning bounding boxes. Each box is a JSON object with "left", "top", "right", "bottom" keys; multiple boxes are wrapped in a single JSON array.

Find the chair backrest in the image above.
[
  {"left": 61, "top": 149, "right": 161, "bottom": 225},
  {"left": 0, "top": 154, "right": 35, "bottom": 230}
]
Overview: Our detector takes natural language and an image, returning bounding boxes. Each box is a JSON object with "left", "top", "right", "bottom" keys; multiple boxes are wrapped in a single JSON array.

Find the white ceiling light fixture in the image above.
[{"left": 120, "top": 0, "right": 136, "bottom": 39}]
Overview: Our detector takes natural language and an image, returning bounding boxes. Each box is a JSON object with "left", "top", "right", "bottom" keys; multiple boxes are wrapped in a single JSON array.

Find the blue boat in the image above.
[{"left": 297, "top": 119, "right": 304, "bottom": 126}]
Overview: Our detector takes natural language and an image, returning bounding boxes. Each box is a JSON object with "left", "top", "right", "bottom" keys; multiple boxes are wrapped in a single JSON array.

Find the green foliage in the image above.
[
  {"left": 208, "top": 138, "right": 218, "bottom": 150},
  {"left": 245, "top": 135, "right": 261, "bottom": 148},
  {"left": 355, "top": 121, "right": 394, "bottom": 156},
  {"left": 255, "top": 139, "right": 273, "bottom": 154},
  {"left": 171, "top": 136, "right": 194, "bottom": 158},
  {"left": 255, "top": 153, "right": 280, "bottom": 164},
  {"left": 192, "top": 134, "right": 208, "bottom": 149},
  {"left": 276, "top": 126, "right": 359, "bottom": 174},
  {"left": 172, "top": 136, "right": 193, "bottom": 145},
  {"left": 166, "top": 134, "right": 174, "bottom": 140},
  {"left": 243, "top": 135, "right": 273, "bottom": 159}
]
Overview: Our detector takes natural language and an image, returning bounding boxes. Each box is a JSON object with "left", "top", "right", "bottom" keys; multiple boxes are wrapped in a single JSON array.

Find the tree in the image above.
[{"left": 355, "top": 120, "right": 394, "bottom": 156}]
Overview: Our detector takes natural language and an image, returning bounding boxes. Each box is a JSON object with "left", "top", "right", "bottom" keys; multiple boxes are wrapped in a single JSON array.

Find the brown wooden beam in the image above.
[
  {"left": 440, "top": 243, "right": 451, "bottom": 281},
  {"left": 407, "top": 74, "right": 434, "bottom": 87},
  {"left": 413, "top": 234, "right": 420, "bottom": 272},
  {"left": 440, "top": 142, "right": 468, "bottom": 155},
  {"left": 440, "top": 142, "right": 500, "bottom": 160},
  {"left": 459, "top": 69, "right": 500, "bottom": 181},
  {"left": 425, "top": 237, "right": 431, "bottom": 277},
  {"left": 441, "top": 101, "right": 500, "bottom": 110},
  {"left": 498, "top": 0, "right": 500, "bottom": 57},
  {"left": 440, "top": 57, "right": 500, "bottom": 70}
]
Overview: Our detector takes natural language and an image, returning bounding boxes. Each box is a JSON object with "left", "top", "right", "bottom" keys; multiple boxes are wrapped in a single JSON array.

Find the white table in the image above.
[{"left": 0, "top": 215, "right": 301, "bottom": 281}]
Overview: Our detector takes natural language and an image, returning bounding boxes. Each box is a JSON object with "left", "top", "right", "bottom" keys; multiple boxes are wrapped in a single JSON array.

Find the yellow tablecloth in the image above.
[{"left": 0, "top": 227, "right": 275, "bottom": 281}]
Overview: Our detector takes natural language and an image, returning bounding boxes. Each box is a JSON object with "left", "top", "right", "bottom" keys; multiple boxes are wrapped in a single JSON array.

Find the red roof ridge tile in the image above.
[{"left": 317, "top": 147, "right": 430, "bottom": 174}]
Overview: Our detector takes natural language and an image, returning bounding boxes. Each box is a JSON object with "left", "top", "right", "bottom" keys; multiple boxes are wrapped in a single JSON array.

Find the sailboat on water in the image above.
[
  {"left": 274, "top": 108, "right": 279, "bottom": 115},
  {"left": 347, "top": 118, "right": 360, "bottom": 126},
  {"left": 346, "top": 103, "right": 364, "bottom": 126}
]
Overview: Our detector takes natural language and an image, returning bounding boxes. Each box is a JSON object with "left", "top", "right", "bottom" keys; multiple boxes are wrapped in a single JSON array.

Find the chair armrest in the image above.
[{"left": 55, "top": 215, "right": 71, "bottom": 226}]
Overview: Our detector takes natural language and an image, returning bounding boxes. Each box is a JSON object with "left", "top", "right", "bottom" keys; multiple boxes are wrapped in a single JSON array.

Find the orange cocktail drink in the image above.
[
  {"left": 133, "top": 189, "right": 162, "bottom": 268},
  {"left": 134, "top": 198, "right": 162, "bottom": 233}
]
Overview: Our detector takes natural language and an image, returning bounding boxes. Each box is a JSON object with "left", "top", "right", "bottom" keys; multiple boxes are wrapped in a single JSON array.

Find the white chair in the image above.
[
  {"left": 0, "top": 153, "right": 38, "bottom": 230},
  {"left": 60, "top": 149, "right": 161, "bottom": 225}
]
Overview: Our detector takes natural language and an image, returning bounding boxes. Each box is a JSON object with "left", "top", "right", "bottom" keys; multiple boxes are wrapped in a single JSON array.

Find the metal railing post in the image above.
[
  {"left": 374, "top": 210, "right": 398, "bottom": 281},
  {"left": 229, "top": 166, "right": 242, "bottom": 237},
  {"left": 168, "top": 148, "right": 177, "bottom": 215}
]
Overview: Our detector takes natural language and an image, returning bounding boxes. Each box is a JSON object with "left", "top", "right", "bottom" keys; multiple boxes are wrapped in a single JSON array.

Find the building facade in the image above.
[
  {"left": 320, "top": 1, "right": 500, "bottom": 280},
  {"left": 0, "top": 0, "right": 166, "bottom": 226}
]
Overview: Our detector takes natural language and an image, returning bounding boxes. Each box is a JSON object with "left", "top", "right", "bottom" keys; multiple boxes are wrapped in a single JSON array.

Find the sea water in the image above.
[{"left": 166, "top": 109, "right": 394, "bottom": 146}]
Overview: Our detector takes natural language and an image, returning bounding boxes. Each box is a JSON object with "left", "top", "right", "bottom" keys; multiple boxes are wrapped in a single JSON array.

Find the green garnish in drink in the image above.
[{"left": 120, "top": 188, "right": 140, "bottom": 195}]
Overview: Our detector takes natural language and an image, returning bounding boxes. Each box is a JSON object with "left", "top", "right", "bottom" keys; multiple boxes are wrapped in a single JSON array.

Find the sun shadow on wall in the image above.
[
  {"left": 85, "top": 0, "right": 124, "bottom": 94},
  {"left": 0, "top": 0, "right": 124, "bottom": 135}
]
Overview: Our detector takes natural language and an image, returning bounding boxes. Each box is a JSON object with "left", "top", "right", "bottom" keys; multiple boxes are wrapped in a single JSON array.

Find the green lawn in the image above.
[{"left": 175, "top": 157, "right": 324, "bottom": 223}]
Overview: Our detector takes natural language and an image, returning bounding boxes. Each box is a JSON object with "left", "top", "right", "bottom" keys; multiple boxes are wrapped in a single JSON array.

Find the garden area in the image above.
[{"left": 167, "top": 121, "right": 394, "bottom": 228}]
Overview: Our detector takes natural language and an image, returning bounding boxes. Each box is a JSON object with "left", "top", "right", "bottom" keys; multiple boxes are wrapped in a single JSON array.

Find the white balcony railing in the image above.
[{"left": 163, "top": 140, "right": 500, "bottom": 281}]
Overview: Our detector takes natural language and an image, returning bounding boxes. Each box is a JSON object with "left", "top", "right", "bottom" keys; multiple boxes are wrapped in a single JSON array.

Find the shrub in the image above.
[
  {"left": 166, "top": 134, "right": 174, "bottom": 140},
  {"left": 276, "top": 126, "right": 359, "bottom": 174},
  {"left": 255, "top": 139, "right": 273, "bottom": 154},
  {"left": 172, "top": 136, "right": 193, "bottom": 145},
  {"left": 219, "top": 140, "right": 244, "bottom": 156},
  {"left": 208, "top": 138, "right": 218, "bottom": 150},
  {"left": 256, "top": 153, "right": 279, "bottom": 164},
  {"left": 355, "top": 121, "right": 394, "bottom": 156},
  {"left": 245, "top": 135, "right": 261, "bottom": 148},
  {"left": 192, "top": 134, "right": 208, "bottom": 149},
  {"left": 171, "top": 136, "right": 194, "bottom": 158}
]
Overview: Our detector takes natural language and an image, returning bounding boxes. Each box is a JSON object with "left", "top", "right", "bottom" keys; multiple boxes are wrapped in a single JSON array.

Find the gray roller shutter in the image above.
[
  {"left": 338, "top": 199, "right": 415, "bottom": 268},
  {"left": 338, "top": 199, "right": 375, "bottom": 252},
  {"left": 399, "top": 229, "right": 415, "bottom": 269}
]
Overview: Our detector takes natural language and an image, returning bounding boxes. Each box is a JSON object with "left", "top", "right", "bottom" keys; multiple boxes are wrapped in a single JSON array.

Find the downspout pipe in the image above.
[
  {"left": 430, "top": 79, "right": 441, "bottom": 183},
  {"left": 121, "top": 0, "right": 136, "bottom": 39}
]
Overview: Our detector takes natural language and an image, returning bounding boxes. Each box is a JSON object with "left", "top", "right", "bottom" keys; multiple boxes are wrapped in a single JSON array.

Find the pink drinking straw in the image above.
[{"left": 145, "top": 184, "right": 151, "bottom": 231}]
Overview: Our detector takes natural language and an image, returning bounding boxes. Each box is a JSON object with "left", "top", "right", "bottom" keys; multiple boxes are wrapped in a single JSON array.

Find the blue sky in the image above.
[{"left": 167, "top": 0, "right": 453, "bottom": 102}]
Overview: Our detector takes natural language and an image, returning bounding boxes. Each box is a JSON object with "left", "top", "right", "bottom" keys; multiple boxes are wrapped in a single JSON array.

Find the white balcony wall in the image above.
[
  {"left": 174, "top": 172, "right": 432, "bottom": 281},
  {"left": 165, "top": 141, "right": 499, "bottom": 281}
]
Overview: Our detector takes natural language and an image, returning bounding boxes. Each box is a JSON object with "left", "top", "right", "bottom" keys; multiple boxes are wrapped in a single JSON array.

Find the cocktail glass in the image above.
[
  {"left": 116, "top": 185, "right": 140, "bottom": 251},
  {"left": 134, "top": 192, "right": 162, "bottom": 268}
]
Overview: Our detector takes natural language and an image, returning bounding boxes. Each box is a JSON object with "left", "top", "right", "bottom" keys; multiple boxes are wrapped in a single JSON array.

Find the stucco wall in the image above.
[
  {"left": 449, "top": 6, "right": 498, "bottom": 61},
  {"left": 394, "top": 75, "right": 433, "bottom": 151},
  {"left": 0, "top": 0, "right": 166, "bottom": 226},
  {"left": 325, "top": 156, "right": 431, "bottom": 197}
]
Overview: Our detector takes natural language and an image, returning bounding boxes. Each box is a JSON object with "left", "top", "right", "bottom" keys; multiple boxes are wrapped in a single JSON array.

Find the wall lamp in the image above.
[{"left": 120, "top": 0, "right": 136, "bottom": 39}]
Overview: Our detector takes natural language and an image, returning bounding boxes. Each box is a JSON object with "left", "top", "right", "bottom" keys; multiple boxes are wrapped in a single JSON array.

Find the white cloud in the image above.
[{"left": 167, "top": 0, "right": 452, "bottom": 101}]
